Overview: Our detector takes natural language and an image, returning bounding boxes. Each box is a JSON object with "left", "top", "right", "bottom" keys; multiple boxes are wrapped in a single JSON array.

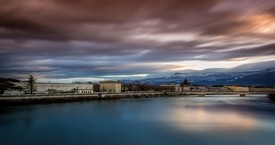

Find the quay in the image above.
[
  {"left": 0, "top": 92, "right": 164, "bottom": 105},
  {"left": 0, "top": 91, "right": 272, "bottom": 105},
  {"left": 164, "top": 91, "right": 271, "bottom": 96}
]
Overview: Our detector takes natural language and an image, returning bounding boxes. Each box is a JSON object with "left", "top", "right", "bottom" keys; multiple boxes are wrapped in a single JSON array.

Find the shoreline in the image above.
[
  {"left": 0, "top": 92, "right": 271, "bottom": 106},
  {"left": 0, "top": 92, "right": 164, "bottom": 106}
]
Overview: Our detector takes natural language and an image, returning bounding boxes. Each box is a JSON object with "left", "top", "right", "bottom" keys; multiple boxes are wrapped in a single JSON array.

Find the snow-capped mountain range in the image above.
[{"left": 123, "top": 67, "right": 275, "bottom": 86}]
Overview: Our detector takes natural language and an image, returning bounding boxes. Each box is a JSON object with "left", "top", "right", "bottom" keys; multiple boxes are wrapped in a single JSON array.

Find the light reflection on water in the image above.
[
  {"left": 169, "top": 107, "right": 257, "bottom": 131},
  {"left": 0, "top": 95, "right": 275, "bottom": 145}
]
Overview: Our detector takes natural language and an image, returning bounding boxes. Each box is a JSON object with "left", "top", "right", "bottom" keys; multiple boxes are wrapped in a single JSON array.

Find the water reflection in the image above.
[
  {"left": 0, "top": 96, "right": 275, "bottom": 145},
  {"left": 169, "top": 107, "right": 256, "bottom": 131}
]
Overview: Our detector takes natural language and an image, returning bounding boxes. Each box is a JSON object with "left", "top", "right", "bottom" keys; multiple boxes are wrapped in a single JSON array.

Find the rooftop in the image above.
[{"left": 99, "top": 80, "right": 121, "bottom": 84}]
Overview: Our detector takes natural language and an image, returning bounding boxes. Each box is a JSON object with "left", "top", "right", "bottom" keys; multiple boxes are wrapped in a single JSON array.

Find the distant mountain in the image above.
[
  {"left": 122, "top": 68, "right": 275, "bottom": 86},
  {"left": 230, "top": 61, "right": 275, "bottom": 72}
]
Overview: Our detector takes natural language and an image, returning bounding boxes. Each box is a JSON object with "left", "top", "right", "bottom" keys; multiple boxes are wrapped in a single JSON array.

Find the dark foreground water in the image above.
[{"left": 0, "top": 95, "right": 275, "bottom": 145}]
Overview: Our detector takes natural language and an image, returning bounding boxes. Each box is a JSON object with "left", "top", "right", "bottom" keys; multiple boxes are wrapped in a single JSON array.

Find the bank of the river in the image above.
[
  {"left": 0, "top": 92, "right": 165, "bottom": 105},
  {"left": 0, "top": 91, "right": 272, "bottom": 106}
]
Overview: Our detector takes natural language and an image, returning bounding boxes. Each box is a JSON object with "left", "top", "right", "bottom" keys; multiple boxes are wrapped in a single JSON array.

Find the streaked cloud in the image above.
[{"left": 1, "top": 0, "right": 275, "bottom": 81}]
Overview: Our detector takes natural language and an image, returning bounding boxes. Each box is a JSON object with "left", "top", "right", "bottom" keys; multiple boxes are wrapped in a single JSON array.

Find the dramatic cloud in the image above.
[{"left": 1, "top": 0, "right": 275, "bottom": 81}]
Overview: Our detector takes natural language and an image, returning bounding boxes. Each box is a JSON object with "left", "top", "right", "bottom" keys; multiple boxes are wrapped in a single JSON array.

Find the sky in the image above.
[{"left": 1, "top": 0, "right": 275, "bottom": 82}]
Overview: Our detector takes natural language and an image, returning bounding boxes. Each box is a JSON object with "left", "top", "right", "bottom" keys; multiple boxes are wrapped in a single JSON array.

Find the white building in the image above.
[
  {"left": 3, "top": 90, "right": 24, "bottom": 96},
  {"left": 36, "top": 83, "right": 93, "bottom": 94}
]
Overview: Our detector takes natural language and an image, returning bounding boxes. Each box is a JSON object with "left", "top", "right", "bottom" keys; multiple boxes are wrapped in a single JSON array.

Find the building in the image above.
[
  {"left": 181, "top": 79, "right": 190, "bottom": 91},
  {"left": 190, "top": 85, "right": 209, "bottom": 92},
  {"left": 209, "top": 86, "right": 230, "bottom": 92},
  {"left": 227, "top": 86, "right": 249, "bottom": 92},
  {"left": 249, "top": 87, "right": 275, "bottom": 92},
  {"left": 3, "top": 90, "right": 24, "bottom": 96},
  {"left": 99, "top": 80, "right": 121, "bottom": 93},
  {"left": 36, "top": 83, "right": 93, "bottom": 94},
  {"left": 160, "top": 83, "right": 181, "bottom": 92}
]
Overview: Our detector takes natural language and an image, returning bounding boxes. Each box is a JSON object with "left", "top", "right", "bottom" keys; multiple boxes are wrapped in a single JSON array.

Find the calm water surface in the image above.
[{"left": 0, "top": 95, "right": 275, "bottom": 145}]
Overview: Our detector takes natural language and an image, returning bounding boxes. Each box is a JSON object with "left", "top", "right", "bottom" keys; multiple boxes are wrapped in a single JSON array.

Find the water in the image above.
[{"left": 0, "top": 95, "right": 275, "bottom": 145}]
